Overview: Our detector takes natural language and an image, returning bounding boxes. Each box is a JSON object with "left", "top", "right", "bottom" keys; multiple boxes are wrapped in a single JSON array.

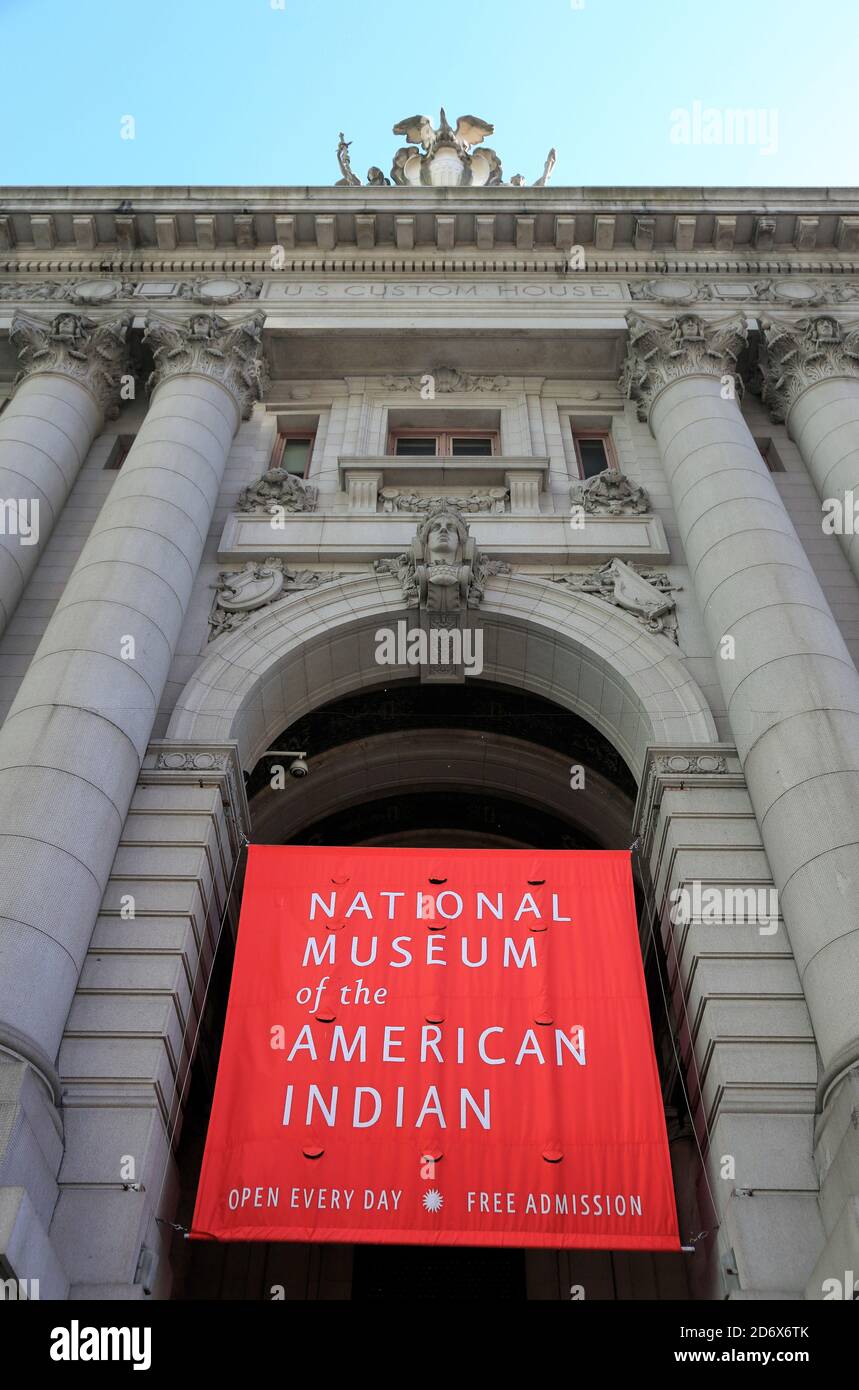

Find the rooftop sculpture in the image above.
[{"left": 335, "top": 110, "right": 556, "bottom": 189}]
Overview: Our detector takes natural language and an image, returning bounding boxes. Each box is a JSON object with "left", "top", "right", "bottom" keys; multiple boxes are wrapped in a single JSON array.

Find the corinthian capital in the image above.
[
  {"left": 10, "top": 311, "right": 131, "bottom": 419},
  {"left": 759, "top": 314, "right": 859, "bottom": 422},
  {"left": 144, "top": 312, "right": 269, "bottom": 420},
  {"left": 619, "top": 312, "right": 748, "bottom": 422}
]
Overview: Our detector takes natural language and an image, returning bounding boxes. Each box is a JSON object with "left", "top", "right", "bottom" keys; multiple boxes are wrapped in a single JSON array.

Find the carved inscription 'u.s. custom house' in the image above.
[{"left": 264, "top": 280, "right": 627, "bottom": 301}]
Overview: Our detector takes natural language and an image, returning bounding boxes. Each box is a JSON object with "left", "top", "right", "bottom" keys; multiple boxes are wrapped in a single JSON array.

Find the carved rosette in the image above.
[
  {"left": 759, "top": 315, "right": 859, "bottom": 422},
  {"left": 619, "top": 312, "right": 748, "bottom": 422},
  {"left": 144, "top": 312, "right": 269, "bottom": 420},
  {"left": 10, "top": 311, "right": 131, "bottom": 419}
]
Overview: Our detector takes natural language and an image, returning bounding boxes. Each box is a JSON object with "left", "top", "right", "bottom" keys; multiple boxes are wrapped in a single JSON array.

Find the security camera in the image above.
[{"left": 267, "top": 749, "right": 309, "bottom": 780}]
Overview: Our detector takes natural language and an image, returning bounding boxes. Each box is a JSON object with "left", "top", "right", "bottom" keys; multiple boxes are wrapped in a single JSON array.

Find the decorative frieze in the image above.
[
  {"left": 759, "top": 314, "right": 859, "bottom": 422},
  {"left": 553, "top": 558, "right": 681, "bottom": 641},
  {"left": 0, "top": 277, "right": 263, "bottom": 304},
  {"left": 10, "top": 311, "right": 130, "bottom": 418},
  {"left": 144, "top": 312, "right": 268, "bottom": 420},
  {"left": 381, "top": 366, "right": 509, "bottom": 393},
  {"left": 619, "top": 311, "right": 747, "bottom": 422},
  {"left": 380, "top": 487, "right": 508, "bottom": 515},
  {"left": 630, "top": 278, "right": 834, "bottom": 308},
  {"left": 570, "top": 469, "right": 650, "bottom": 516}
]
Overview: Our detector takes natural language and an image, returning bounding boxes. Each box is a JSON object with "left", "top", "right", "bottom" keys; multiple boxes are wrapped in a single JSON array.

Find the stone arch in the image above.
[
  {"left": 166, "top": 572, "right": 718, "bottom": 779},
  {"left": 250, "top": 729, "right": 635, "bottom": 849}
]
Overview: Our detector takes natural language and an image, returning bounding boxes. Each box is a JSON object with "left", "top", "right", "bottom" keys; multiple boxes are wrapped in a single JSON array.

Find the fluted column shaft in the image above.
[
  {"left": 0, "top": 313, "right": 129, "bottom": 634},
  {"left": 623, "top": 313, "right": 859, "bottom": 1091},
  {"left": 0, "top": 313, "right": 266, "bottom": 1073},
  {"left": 762, "top": 315, "right": 859, "bottom": 582}
]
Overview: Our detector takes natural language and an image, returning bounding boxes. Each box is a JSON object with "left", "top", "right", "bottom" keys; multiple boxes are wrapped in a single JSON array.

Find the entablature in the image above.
[{"left": 1, "top": 185, "right": 859, "bottom": 265}]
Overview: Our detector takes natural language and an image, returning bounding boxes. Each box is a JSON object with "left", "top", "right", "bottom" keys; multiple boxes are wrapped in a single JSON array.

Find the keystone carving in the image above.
[
  {"left": 237, "top": 468, "right": 318, "bottom": 515},
  {"left": 144, "top": 312, "right": 268, "bottom": 419},
  {"left": 569, "top": 469, "right": 650, "bottom": 516},
  {"left": 619, "top": 312, "right": 748, "bottom": 422},
  {"left": 209, "top": 559, "right": 341, "bottom": 640},
  {"left": 759, "top": 314, "right": 859, "bottom": 422},
  {"left": 554, "top": 559, "right": 681, "bottom": 641},
  {"left": 10, "top": 311, "right": 131, "bottom": 419},
  {"left": 374, "top": 508, "right": 510, "bottom": 611}
]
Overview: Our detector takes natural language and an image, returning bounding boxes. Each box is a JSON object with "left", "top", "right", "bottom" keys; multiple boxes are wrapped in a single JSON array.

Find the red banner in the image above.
[{"left": 192, "top": 845, "right": 679, "bottom": 1250}]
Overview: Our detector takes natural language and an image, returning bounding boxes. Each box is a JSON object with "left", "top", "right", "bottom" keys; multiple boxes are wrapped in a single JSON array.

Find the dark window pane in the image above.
[
  {"left": 452, "top": 437, "right": 493, "bottom": 456},
  {"left": 395, "top": 437, "right": 438, "bottom": 456},
  {"left": 282, "top": 439, "right": 312, "bottom": 476},
  {"left": 578, "top": 438, "right": 609, "bottom": 479}
]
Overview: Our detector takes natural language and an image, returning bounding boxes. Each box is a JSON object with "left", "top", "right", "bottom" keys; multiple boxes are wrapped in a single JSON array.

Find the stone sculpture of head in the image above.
[{"left": 419, "top": 510, "right": 469, "bottom": 565}]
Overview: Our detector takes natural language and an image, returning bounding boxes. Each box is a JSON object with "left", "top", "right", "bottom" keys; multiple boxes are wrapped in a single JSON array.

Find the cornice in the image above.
[{"left": 1, "top": 186, "right": 858, "bottom": 261}]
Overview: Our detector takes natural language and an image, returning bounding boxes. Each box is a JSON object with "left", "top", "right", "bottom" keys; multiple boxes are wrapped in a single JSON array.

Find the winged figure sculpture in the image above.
[{"left": 392, "top": 109, "right": 495, "bottom": 155}]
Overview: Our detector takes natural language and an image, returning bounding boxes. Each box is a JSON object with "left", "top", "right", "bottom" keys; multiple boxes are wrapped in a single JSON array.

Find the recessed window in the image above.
[
  {"left": 755, "top": 437, "right": 785, "bottom": 473},
  {"left": 572, "top": 431, "right": 616, "bottom": 480},
  {"left": 104, "top": 434, "right": 135, "bottom": 470},
  {"left": 390, "top": 430, "right": 498, "bottom": 457},
  {"left": 273, "top": 433, "right": 315, "bottom": 478}
]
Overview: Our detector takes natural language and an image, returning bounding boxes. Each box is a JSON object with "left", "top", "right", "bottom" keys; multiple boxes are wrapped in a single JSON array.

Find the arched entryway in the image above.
[{"left": 167, "top": 573, "right": 717, "bottom": 1299}]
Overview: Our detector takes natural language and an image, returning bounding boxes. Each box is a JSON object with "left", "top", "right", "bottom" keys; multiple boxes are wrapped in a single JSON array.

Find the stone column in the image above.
[
  {"left": 0, "top": 312, "right": 129, "bottom": 634},
  {"left": 621, "top": 312, "right": 859, "bottom": 1093},
  {"left": 760, "top": 314, "right": 859, "bottom": 582},
  {"left": 0, "top": 312, "right": 267, "bottom": 1078}
]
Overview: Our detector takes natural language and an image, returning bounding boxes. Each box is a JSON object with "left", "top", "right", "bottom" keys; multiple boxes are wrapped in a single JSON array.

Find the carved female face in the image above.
[{"left": 426, "top": 515, "right": 461, "bottom": 563}]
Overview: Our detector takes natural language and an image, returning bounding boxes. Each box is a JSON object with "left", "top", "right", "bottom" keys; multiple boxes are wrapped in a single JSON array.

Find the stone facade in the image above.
[{"left": 1, "top": 155, "right": 859, "bottom": 1301}]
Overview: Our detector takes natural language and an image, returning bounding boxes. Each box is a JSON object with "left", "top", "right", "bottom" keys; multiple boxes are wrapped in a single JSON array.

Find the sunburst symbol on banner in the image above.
[{"left": 423, "top": 1189, "right": 444, "bottom": 1214}]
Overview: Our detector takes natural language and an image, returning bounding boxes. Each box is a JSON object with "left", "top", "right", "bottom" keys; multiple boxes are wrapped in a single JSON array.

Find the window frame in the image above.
[
  {"left": 571, "top": 429, "right": 618, "bottom": 481},
  {"left": 272, "top": 430, "right": 316, "bottom": 479},
  {"left": 104, "top": 434, "right": 135, "bottom": 471},
  {"left": 388, "top": 428, "right": 500, "bottom": 458}
]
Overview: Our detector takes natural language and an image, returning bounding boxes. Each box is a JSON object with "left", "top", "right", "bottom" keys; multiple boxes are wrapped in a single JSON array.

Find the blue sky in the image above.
[{"left": 1, "top": 0, "right": 857, "bottom": 188}]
